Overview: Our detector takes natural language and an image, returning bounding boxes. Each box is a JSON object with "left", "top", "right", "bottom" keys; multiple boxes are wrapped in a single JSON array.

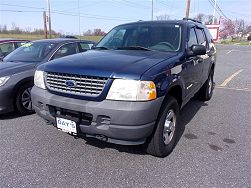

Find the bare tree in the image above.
[
  {"left": 11, "top": 22, "right": 17, "bottom": 30},
  {"left": 84, "top": 29, "right": 92, "bottom": 36},
  {"left": 156, "top": 14, "right": 170, "bottom": 21},
  {"left": 194, "top": 13, "right": 205, "bottom": 22},
  {"left": 235, "top": 19, "right": 245, "bottom": 34},
  {"left": 194, "top": 13, "right": 218, "bottom": 24},
  {"left": 93, "top": 29, "right": 106, "bottom": 36}
]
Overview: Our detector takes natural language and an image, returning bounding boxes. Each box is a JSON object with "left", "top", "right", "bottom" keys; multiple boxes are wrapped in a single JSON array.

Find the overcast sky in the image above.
[{"left": 0, "top": 0, "right": 251, "bottom": 34}]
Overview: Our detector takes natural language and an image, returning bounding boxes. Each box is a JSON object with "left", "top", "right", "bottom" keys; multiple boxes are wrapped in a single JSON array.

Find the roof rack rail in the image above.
[{"left": 182, "top": 18, "right": 202, "bottom": 24}]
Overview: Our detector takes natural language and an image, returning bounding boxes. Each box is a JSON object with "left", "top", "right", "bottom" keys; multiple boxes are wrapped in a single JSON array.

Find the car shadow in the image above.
[
  {"left": 0, "top": 111, "right": 35, "bottom": 120},
  {"left": 81, "top": 98, "right": 208, "bottom": 156},
  {"left": 80, "top": 136, "right": 146, "bottom": 155},
  {"left": 176, "top": 99, "right": 208, "bottom": 144}
]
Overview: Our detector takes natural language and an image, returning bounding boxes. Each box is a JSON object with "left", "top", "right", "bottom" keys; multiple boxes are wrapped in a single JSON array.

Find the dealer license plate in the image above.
[{"left": 56, "top": 117, "right": 77, "bottom": 134}]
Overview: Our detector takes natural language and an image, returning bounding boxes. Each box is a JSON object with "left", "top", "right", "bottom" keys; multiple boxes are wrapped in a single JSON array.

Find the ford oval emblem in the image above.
[{"left": 65, "top": 80, "right": 77, "bottom": 88}]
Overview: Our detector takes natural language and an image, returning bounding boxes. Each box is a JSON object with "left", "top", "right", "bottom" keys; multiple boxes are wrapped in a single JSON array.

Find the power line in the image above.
[
  {"left": 0, "top": 9, "right": 135, "bottom": 21},
  {"left": 119, "top": 0, "right": 151, "bottom": 9},
  {"left": 211, "top": 0, "right": 229, "bottom": 19},
  {"left": 0, "top": 9, "right": 42, "bottom": 13},
  {"left": 207, "top": 0, "right": 229, "bottom": 19},
  {"left": 154, "top": 1, "right": 181, "bottom": 19},
  {"left": 227, "top": 11, "right": 251, "bottom": 17},
  {"left": 60, "top": 1, "right": 106, "bottom": 12},
  {"left": 207, "top": 0, "right": 221, "bottom": 16},
  {"left": 0, "top": 3, "right": 45, "bottom": 10},
  {"left": 158, "top": 0, "right": 169, "bottom": 7},
  {"left": 51, "top": 10, "right": 135, "bottom": 21},
  {"left": 52, "top": 9, "right": 135, "bottom": 20},
  {"left": 0, "top": 3, "right": 136, "bottom": 21}
]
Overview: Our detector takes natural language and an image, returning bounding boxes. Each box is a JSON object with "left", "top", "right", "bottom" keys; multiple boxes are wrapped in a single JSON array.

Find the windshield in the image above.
[
  {"left": 96, "top": 23, "right": 182, "bottom": 52},
  {"left": 4, "top": 42, "right": 57, "bottom": 62}
]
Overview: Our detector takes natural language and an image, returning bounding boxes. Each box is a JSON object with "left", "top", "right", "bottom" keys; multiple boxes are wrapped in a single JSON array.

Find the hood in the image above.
[
  {"left": 0, "top": 62, "right": 36, "bottom": 77},
  {"left": 41, "top": 50, "right": 178, "bottom": 80}
]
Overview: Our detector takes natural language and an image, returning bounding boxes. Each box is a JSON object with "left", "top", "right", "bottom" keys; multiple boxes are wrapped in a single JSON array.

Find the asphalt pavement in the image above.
[{"left": 0, "top": 44, "right": 250, "bottom": 188}]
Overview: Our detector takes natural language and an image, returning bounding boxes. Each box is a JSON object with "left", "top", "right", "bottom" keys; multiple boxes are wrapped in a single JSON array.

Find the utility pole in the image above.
[
  {"left": 213, "top": 0, "right": 217, "bottom": 24},
  {"left": 151, "top": 0, "right": 154, "bottom": 20},
  {"left": 43, "top": 11, "right": 48, "bottom": 39},
  {"left": 47, "top": 0, "right": 52, "bottom": 38},
  {"left": 186, "top": 0, "right": 191, "bottom": 18},
  {"left": 78, "top": 0, "right": 81, "bottom": 39}
]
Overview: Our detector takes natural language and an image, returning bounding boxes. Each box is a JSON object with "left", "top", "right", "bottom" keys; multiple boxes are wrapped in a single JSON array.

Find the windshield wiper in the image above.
[
  {"left": 93, "top": 46, "right": 110, "bottom": 50},
  {"left": 5, "top": 60, "right": 19, "bottom": 63},
  {"left": 116, "top": 46, "right": 153, "bottom": 51}
]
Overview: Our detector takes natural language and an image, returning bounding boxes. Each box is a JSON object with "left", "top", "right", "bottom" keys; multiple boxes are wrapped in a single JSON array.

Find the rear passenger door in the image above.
[
  {"left": 203, "top": 28, "right": 216, "bottom": 83},
  {"left": 0, "top": 42, "right": 15, "bottom": 58},
  {"left": 15, "top": 41, "right": 28, "bottom": 49},
  {"left": 51, "top": 42, "right": 79, "bottom": 60},
  {"left": 78, "top": 42, "right": 93, "bottom": 52}
]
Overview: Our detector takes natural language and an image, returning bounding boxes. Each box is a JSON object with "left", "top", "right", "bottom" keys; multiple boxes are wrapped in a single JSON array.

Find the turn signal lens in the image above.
[{"left": 148, "top": 81, "right": 157, "bottom": 100}]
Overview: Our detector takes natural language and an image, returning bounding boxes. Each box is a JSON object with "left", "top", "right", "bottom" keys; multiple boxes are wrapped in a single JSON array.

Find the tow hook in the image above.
[{"left": 95, "top": 135, "right": 108, "bottom": 142}]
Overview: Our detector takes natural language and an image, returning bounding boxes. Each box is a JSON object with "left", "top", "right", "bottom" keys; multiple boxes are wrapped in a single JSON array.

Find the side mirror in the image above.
[
  {"left": 91, "top": 43, "right": 97, "bottom": 49},
  {"left": 187, "top": 44, "right": 206, "bottom": 56}
]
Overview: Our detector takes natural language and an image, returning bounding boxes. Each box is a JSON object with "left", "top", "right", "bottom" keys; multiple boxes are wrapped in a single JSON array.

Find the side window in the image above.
[
  {"left": 51, "top": 43, "right": 78, "bottom": 60},
  {"left": 0, "top": 42, "right": 15, "bottom": 56},
  {"left": 204, "top": 28, "right": 215, "bottom": 50},
  {"left": 188, "top": 28, "right": 198, "bottom": 48},
  {"left": 204, "top": 28, "right": 214, "bottom": 44},
  {"left": 16, "top": 42, "right": 27, "bottom": 48},
  {"left": 79, "top": 42, "right": 93, "bottom": 52},
  {"left": 195, "top": 28, "right": 208, "bottom": 49}
]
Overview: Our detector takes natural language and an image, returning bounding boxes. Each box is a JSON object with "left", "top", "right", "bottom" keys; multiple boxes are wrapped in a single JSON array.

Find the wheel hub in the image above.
[
  {"left": 163, "top": 109, "right": 176, "bottom": 145},
  {"left": 21, "top": 87, "right": 33, "bottom": 110},
  {"left": 208, "top": 76, "right": 213, "bottom": 95}
]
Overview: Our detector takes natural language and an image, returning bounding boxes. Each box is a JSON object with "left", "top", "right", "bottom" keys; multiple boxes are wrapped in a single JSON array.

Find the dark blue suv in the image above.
[{"left": 31, "top": 18, "right": 216, "bottom": 157}]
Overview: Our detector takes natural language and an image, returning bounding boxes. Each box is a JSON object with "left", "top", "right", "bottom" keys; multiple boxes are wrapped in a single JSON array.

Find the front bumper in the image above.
[
  {"left": 31, "top": 86, "right": 164, "bottom": 144},
  {"left": 0, "top": 86, "right": 14, "bottom": 114}
]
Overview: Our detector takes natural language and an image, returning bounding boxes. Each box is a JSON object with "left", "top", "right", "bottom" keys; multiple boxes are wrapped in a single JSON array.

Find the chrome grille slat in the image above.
[
  {"left": 45, "top": 72, "right": 108, "bottom": 97},
  {"left": 48, "top": 75, "right": 107, "bottom": 83},
  {"left": 47, "top": 80, "right": 105, "bottom": 87}
]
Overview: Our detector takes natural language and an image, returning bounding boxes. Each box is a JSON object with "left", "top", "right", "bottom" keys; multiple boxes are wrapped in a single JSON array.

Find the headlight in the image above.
[
  {"left": 106, "top": 79, "right": 157, "bottom": 101},
  {"left": 0, "top": 76, "right": 10, "bottom": 86},
  {"left": 34, "top": 70, "right": 46, "bottom": 89}
]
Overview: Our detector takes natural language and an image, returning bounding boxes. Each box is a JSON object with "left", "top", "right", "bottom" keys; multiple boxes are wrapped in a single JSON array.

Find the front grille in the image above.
[{"left": 45, "top": 72, "right": 108, "bottom": 97}]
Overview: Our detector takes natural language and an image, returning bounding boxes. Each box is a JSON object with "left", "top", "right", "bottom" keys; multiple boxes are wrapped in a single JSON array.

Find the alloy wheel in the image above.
[
  {"left": 21, "top": 87, "right": 33, "bottom": 111},
  {"left": 163, "top": 109, "right": 176, "bottom": 145}
]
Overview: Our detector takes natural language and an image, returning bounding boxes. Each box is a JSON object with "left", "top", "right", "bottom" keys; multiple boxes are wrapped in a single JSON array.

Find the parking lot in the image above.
[{"left": 0, "top": 44, "right": 250, "bottom": 187}]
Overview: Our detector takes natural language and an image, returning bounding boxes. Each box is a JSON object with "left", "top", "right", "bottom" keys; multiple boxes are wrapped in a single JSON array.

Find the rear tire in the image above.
[
  {"left": 15, "top": 82, "right": 34, "bottom": 114},
  {"left": 196, "top": 70, "right": 214, "bottom": 101},
  {"left": 146, "top": 96, "right": 180, "bottom": 157}
]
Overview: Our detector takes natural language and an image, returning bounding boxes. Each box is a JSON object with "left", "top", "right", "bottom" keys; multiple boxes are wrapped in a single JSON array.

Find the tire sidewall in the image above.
[
  {"left": 196, "top": 69, "right": 214, "bottom": 101},
  {"left": 150, "top": 96, "right": 179, "bottom": 157},
  {"left": 16, "top": 82, "right": 34, "bottom": 114},
  {"left": 205, "top": 71, "right": 214, "bottom": 100}
]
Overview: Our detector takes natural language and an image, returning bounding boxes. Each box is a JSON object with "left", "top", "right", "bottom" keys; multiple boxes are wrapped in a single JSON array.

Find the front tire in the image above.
[
  {"left": 146, "top": 96, "right": 180, "bottom": 157},
  {"left": 15, "top": 82, "right": 34, "bottom": 114}
]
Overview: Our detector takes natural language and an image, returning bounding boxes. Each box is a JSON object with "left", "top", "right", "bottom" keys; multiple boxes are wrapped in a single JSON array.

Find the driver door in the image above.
[{"left": 183, "top": 27, "right": 202, "bottom": 98}]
